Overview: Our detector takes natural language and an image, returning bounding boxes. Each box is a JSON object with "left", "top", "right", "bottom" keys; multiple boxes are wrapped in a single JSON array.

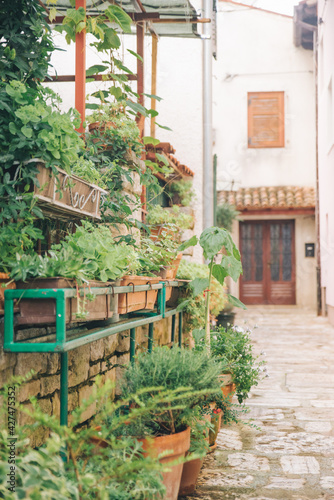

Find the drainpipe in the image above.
[
  {"left": 203, "top": 0, "right": 214, "bottom": 229},
  {"left": 314, "top": 29, "right": 322, "bottom": 316}
]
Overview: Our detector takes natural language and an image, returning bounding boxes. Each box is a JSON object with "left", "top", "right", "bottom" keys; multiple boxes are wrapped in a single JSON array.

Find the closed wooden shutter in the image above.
[{"left": 248, "top": 91, "right": 284, "bottom": 148}]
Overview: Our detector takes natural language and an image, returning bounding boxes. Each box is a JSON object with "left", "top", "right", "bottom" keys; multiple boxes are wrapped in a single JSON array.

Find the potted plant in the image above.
[
  {"left": 146, "top": 205, "right": 193, "bottom": 242},
  {"left": 166, "top": 179, "right": 195, "bottom": 207},
  {"left": 9, "top": 222, "right": 132, "bottom": 324},
  {"left": 119, "top": 346, "right": 222, "bottom": 500}
]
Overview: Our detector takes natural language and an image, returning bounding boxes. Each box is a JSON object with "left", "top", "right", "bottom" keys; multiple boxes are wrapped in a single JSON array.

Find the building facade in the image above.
[{"left": 214, "top": 1, "right": 317, "bottom": 309}]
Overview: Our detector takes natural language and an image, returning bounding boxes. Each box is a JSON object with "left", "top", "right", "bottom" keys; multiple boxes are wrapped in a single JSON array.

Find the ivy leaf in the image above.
[
  {"left": 212, "top": 263, "right": 228, "bottom": 285},
  {"left": 228, "top": 294, "right": 247, "bottom": 310},
  {"left": 9, "top": 122, "right": 17, "bottom": 135},
  {"left": 189, "top": 278, "right": 209, "bottom": 297}
]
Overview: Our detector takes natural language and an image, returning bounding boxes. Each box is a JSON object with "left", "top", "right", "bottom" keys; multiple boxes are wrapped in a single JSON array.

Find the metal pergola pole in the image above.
[{"left": 75, "top": 0, "right": 86, "bottom": 133}]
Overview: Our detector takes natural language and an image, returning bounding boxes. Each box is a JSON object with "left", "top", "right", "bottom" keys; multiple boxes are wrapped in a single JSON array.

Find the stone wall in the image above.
[{"left": 0, "top": 315, "right": 179, "bottom": 447}]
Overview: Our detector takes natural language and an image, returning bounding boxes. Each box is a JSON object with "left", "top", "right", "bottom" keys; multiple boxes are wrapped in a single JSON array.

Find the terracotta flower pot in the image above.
[
  {"left": 178, "top": 456, "right": 204, "bottom": 496},
  {"left": 118, "top": 276, "right": 160, "bottom": 314},
  {"left": 0, "top": 273, "right": 16, "bottom": 311},
  {"left": 139, "top": 427, "right": 190, "bottom": 500},
  {"left": 209, "top": 410, "right": 222, "bottom": 447},
  {"left": 220, "top": 373, "right": 236, "bottom": 401},
  {"left": 16, "top": 278, "right": 117, "bottom": 325}
]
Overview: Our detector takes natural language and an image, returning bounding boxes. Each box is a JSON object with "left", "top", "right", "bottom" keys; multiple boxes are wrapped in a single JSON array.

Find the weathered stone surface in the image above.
[
  {"left": 304, "top": 421, "right": 332, "bottom": 433},
  {"left": 89, "top": 363, "right": 101, "bottom": 378},
  {"left": 15, "top": 352, "right": 48, "bottom": 376},
  {"left": 265, "top": 477, "right": 306, "bottom": 490},
  {"left": 90, "top": 340, "right": 104, "bottom": 362},
  {"left": 320, "top": 477, "right": 334, "bottom": 490},
  {"left": 117, "top": 332, "right": 130, "bottom": 352},
  {"left": 78, "top": 384, "right": 96, "bottom": 423},
  {"left": 227, "top": 453, "right": 270, "bottom": 471},
  {"left": 68, "top": 344, "right": 90, "bottom": 387},
  {"left": 18, "top": 379, "right": 41, "bottom": 402},
  {"left": 198, "top": 471, "right": 254, "bottom": 488},
  {"left": 280, "top": 455, "right": 320, "bottom": 474},
  {"left": 217, "top": 429, "right": 243, "bottom": 451},
  {"left": 47, "top": 353, "right": 59, "bottom": 375},
  {"left": 40, "top": 375, "right": 60, "bottom": 397},
  {"left": 104, "top": 333, "right": 118, "bottom": 356}
]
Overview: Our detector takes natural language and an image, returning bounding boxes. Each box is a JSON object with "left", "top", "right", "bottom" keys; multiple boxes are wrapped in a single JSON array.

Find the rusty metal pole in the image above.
[
  {"left": 136, "top": 22, "right": 147, "bottom": 216},
  {"left": 150, "top": 34, "right": 158, "bottom": 138},
  {"left": 75, "top": 0, "right": 86, "bottom": 133}
]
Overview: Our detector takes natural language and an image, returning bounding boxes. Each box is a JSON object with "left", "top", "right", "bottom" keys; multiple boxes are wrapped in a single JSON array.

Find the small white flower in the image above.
[{"left": 235, "top": 326, "right": 244, "bottom": 333}]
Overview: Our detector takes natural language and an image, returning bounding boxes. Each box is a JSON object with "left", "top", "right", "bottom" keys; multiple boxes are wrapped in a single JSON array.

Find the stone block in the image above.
[
  {"left": 117, "top": 332, "right": 130, "bottom": 352},
  {"left": 18, "top": 379, "right": 41, "bottom": 403},
  {"left": 40, "top": 375, "right": 60, "bottom": 397},
  {"left": 90, "top": 340, "right": 104, "bottom": 362},
  {"left": 266, "top": 477, "right": 305, "bottom": 490},
  {"left": 101, "top": 355, "right": 117, "bottom": 373},
  {"left": 15, "top": 352, "right": 48, "bottom": 377},
  {"left": 104, "top": 334, "right": 119, "bottom": 357},
  {"left": 280, "top": 455, "right": 320, "bottom": 474},
  {"left": 227, "top": 453, "right": 270, "bottom": 471},
  {"left": 0, "top": 346, "right": 16, "bottom": 371},
  {"left": 78, "top": 384, "right": 97, "bottom": 423},
  {"left": 89, "top": 363, "right": 101, "bottom": 378},
  {"left": 47, "top": 353, "right": 59, "bottom": 375},
  {"left": 68, "top": 344, "right": 90, "bottom": 387}
]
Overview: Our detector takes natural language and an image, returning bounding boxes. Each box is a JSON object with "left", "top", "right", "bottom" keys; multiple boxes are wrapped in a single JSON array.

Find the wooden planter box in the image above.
[
  {"left": 30, "top": 161, "right": 107, "bottom": 220},
  {"left": 118, "top": 276, "right": 160, "bottom": 314},
  {"left": 17, "top": 278, "right": 118, "bottom": 326},
  {"left": 0, "top": 273, "right": 16, "bottom": 312},
  {"left": 158, "top": 253, "right": 182, "bottom": 302}
]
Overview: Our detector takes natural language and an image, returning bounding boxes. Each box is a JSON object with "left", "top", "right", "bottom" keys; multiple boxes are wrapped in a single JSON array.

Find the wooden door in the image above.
[{"left": 239, "top": 221, "right": 296, "bottom": 305}]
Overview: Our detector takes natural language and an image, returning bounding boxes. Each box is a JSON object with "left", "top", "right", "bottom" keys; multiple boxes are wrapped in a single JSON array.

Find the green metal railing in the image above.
[{"left": 3, "top": 281, "right": 185, "bottom": 426}]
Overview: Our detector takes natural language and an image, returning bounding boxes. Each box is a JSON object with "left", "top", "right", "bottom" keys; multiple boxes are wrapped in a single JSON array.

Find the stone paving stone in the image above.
[
  {"left": 216, "top": 429, "right": 243, "bottom": 451},
  {"left": 320, "top": 477, "right": 334, "bottom": 490},
  {"left": 304, "top": 421, "right": 332, "bottom": 433},
  {"left": 265, "top": 477, "right": 306, "bottom": 489},
  {"left": 280, "top": 456, "right": 320, "bottom": 474},
  {"left": 227, "top": 453, "right": 270, "bottom": 471},
  {"left": 189, "top": 308, "right": 334, "bottom": 500}
]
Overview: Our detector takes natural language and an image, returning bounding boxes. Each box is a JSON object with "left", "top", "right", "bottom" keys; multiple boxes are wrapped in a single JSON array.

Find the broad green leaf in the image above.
[
  {"left": 21, "top": 126, "right": 33, "bottom": 138},
  {"left": 192, "top": 329, "right": 206, "bottom": 344},
  {"left": 86, "top": 65, "right": 109, "bottom": 76},
  {"left": 220, "top": 254, "right": 243, "bottom": 282},
  {"left": 176, "top": 299, "right": 191, "bottom": 311},
  {"left": 125, "top": 100, "right": 148, "bottom": 117},
  {"left": 228, "top": 294, "right": 247, "bottom": 310},
  {"left": 105, "top": 5, "right": 132, "bottom": 33},
  {"left": 147, "top": 109, "right": 159, "bottom": 118},
  {"left": 212, "top": 263, "right": 228, "bottom": 285},
  {"left": 189, "top": 277, "right": 209, "bottom": 297},
  {"left": 199, "top": 226, "right": 230, "bottom": 260},
  {"left": 143, "top": 136, "right": 160, "bottom": 146},
  {"left": 155, "top": 153, "right": 169, "bottom": 167},
  {"left": 110, "top": 87, "right": 123, "bottom": 99},
  {"left": 178, "top": 235, "right": 198, "bottom": 252}
]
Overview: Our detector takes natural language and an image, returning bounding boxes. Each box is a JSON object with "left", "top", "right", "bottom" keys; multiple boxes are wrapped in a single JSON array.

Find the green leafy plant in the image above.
[
  {"left": 177, "top": 227, "right": 245, "bottom": 347},
  {"left": 176, "top": 260, "right": 228, "bottom": 333},
  {"left": 120, "top": 347, "right": 222, "bottom": 436},
  {"left": 0, "top": 376, "right": 170, "bottom": 499},
  {"left": 166, "top": 179, "right": 195, "bottom": 207},
  {"left": 137, "top": 234, "right": 181, "bottom": 276},
  {"left": 216, "top": 203, "right": 240, "bottom": 232}
]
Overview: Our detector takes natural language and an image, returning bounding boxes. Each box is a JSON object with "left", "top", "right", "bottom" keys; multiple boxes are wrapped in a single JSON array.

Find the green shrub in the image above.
[{"left": 120, "top": 347, "right": 222, "bottom": 436}]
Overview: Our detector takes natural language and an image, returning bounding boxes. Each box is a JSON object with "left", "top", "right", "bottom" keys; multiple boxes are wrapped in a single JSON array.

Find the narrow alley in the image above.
[{"left": 189, "top": 307, "right": 334, "bottom": 500}]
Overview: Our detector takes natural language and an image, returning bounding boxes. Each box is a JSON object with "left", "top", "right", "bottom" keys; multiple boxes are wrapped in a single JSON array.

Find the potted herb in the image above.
[
  {"left": 119, "top": 347, "right": 222, "bottom": 500},
  {"left": 146, "top": 205, "right": 193, "bottom": 242},
  {"left": 166, "top": 179, "right": 195, "bottom": 207},
  {"left": 9, "top": 222, "right": 132, "bottom": 324}
]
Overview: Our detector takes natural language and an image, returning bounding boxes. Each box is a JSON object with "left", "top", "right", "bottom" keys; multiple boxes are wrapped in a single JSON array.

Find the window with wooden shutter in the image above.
[{"left": 248, "top": 91, "right": 285, "bottom": 148}]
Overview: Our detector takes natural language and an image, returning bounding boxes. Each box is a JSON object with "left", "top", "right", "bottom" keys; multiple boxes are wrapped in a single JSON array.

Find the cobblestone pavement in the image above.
[{"left": 186, "top": 306, "right": 334, "bottom": 500}]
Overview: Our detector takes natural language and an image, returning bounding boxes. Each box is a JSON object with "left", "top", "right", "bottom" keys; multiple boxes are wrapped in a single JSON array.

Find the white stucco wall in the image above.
[
  {"left": 318, "top": 0, "right": 334, "bottom": 318},
  {"left": 213, "top": 3, "right": 316, "bottom": 191}
]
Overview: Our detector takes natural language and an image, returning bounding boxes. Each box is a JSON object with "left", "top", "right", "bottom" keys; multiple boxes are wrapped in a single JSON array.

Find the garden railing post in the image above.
[{"left": 148, "top": 323, "right": 154, "bottom": 353}]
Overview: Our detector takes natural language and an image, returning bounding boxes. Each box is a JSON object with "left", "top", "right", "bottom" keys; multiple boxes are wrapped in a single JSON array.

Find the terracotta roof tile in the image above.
[{"left": 217, "top": 186, "right": 315, "bottom": 210}]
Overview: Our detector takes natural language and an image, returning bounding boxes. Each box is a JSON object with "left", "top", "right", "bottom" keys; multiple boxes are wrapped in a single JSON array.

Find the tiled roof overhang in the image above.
[{"left": 218, "top": 186, "right": 315, "bottom": 212}]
